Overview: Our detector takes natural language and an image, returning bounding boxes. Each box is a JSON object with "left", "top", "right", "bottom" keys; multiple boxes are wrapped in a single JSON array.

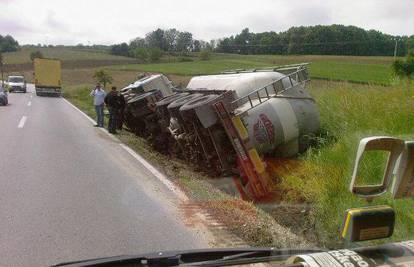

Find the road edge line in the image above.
[
  {"left": 61, "top": 97, "right": 188, "bottom": 200},
  {"left": 61, "top": 98, "right": 97, "bottom": 124},
  {"left": 120, "top": 144, "right": 188, "bottom": 201}
]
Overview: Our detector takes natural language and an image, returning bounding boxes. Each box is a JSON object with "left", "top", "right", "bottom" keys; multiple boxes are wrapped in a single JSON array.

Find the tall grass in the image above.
[{"left": 279, "top": 80, "right": 414, "bottom": 247}]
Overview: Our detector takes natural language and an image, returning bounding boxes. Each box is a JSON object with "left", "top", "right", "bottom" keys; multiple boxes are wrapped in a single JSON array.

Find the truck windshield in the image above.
[{"left": 8, "top": 77, "right": 24, "bottom": 83}]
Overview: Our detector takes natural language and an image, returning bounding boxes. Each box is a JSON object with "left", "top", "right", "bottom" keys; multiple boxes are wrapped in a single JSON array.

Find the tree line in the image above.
[
  {"left": 0, "top": 34, "right": 19, "bottom": 53},
  {"left": 216, "top": 25, "right": 413, "bottom": 56},
  {"left": 112, "top": 25, "right": 413, "bottom": 58},
  {"left": 110, "top": 28, "right": 214, "bottom": 62}
]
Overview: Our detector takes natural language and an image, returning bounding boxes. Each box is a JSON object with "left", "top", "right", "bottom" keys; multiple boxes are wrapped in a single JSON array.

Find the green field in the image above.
[
  {"left": 2, "top": 47, "right": 134, "bottom": 64},
  {"left": 108, "top": 53, "right": 395, "bottom": 85}
]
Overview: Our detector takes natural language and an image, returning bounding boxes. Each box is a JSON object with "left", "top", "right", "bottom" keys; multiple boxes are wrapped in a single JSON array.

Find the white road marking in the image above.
[
  {"left": 18, "top": 116, "right": 27, "bottom": 128},
  {"left": 61, "top": 98, "right": 96, "bottom": 124},
  {"left": 30, "top": 94, "right": 33, "bottom": 98},
  {"left": 62, "top": 97, "right": 188, "bottom": 200},
  {"left": 120, "top": 144, "right": 188, "bottom": 201},
  {"left": 27, "top": 101, "right": 32, "bottom": 106}
]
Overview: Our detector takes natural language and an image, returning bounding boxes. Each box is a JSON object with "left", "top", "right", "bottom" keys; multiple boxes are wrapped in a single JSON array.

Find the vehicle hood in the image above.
[{"left": 8, "top": 82, "right": 25, "bottom": 86}]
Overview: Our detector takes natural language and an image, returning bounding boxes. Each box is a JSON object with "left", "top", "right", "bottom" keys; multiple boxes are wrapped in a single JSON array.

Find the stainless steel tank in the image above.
[{"left": 186, "top": 71, "right": 320, "bottom": 157}]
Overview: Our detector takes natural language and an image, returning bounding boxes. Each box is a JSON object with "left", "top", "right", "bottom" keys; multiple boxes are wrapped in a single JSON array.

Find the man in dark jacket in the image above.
[
  {"left": 104, "top": 86, "right": 120, "bottom": 134},
  {"left": 117, "top": 92, "right": 126, "bottom": 130}
]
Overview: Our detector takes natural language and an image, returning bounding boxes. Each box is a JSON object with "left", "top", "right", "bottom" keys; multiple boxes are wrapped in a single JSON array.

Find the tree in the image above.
[
  {"left": 129, "top": 37, "right": 146, "bottom": 50},
  {"left": 192, "top": 40, "right": 201, "bottom": 52},
  {"left": 407, "top": 35, "right": 414, "bottom": 56},
  {"left": 93, "top": 70, "right": 113, "bottom": 88},
  {"left": 176, "top": 31, "right": 193, "bottom": 53},
  {"left": 110, "top": 43, "right": 130, "bottom": 56},
  {"left": 30, "top": 50, "right": 44, "bottom": 61},
  {"left": 145, "top": 28, "right": 167, "bottom": 50},
  {"left": 164, "top": 28, "right": 178, "bottom": 51},
  {"left": 0, "top": 34, "right": 19, "bottom": 52}
]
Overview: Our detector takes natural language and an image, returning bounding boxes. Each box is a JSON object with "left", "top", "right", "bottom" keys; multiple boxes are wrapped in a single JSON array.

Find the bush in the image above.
[
  {"left": 148, "top": 47, "right": 163, "bottom": 62},
  {"left": 177, "top": 56, "right": 194, "bottom": 62},
  {"left": 134, "top": 47, "right": 149, "bottom": 62},
  {"left": 392, "top": 55, "right": 414, "bottom": 78},
  {"left": 30, "top": 50, "right": 43, "bottom": 61},
  {"left": 199, "top": 49, "right": 211, "bottom": 60}
]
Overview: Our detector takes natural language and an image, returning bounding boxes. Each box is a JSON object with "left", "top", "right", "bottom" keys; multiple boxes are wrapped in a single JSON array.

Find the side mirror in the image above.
[{"left": 350, "top": 136, "right": 405, "bottom": 199}]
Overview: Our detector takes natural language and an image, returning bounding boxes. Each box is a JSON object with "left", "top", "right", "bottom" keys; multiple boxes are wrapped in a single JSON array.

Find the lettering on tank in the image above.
[{"left": 253, "top": 114, "right": 275, "bottom": 144}]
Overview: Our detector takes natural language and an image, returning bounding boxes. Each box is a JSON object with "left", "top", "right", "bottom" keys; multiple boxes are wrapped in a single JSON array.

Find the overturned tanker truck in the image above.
[{"left": 120, "top": 63, "right": 320, "bottom": 200}]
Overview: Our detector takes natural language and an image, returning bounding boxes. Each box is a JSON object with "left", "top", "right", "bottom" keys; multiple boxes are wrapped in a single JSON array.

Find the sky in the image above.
[{"left": 0, "top": 0, "right": 413, "bottom": 45}]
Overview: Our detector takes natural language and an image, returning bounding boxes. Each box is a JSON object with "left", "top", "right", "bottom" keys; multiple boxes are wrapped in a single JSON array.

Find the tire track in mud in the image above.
[{"left": 178, "top": 201, "right": 246, "bottom": 247}]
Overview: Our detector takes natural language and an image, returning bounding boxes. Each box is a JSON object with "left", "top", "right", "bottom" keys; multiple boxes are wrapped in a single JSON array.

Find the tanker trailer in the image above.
[
  {"left": 159, "top": 63, "right": 320, "bottom": 199},
  {"left": 120, "top": 74, "right": 174, "bottom": 137}
]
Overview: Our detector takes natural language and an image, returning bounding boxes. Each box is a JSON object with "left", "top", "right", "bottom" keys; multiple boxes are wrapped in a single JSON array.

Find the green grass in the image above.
[
  {"left": 3, "top": 47, "right": 134, "bottom": 64},
  {"left": 278, "top": 80, "right": 414, "bottom": 247},
  {"left": 108, "top": 53, "right": 395, "bottom": 85}
]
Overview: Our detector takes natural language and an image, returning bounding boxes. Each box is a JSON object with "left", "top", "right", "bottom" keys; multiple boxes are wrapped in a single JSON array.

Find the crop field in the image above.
[
  {"left": 2, "top": 47, "right": 135, "bottom": 65},
  {"left": 109, "top": 53, "right": 395, "bottom": 85},
  {"left": 63, "top": 52, "right": 414, "bottom": 247}
]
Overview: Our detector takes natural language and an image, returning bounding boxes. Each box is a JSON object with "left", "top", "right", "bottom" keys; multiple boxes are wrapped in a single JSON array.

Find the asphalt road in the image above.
[{"left": 0, "top": 85, "right": 211, "bottom": 266}]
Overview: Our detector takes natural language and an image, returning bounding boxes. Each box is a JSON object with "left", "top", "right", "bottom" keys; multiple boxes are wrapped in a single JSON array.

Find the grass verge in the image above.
[{"left": 274, "top": 80, "right": 414, "bottom": 248}]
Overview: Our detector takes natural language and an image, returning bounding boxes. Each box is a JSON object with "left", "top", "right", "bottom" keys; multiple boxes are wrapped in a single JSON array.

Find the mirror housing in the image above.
[
  {"left": 392, "top": 141, "right": 414, "bottom": 199},
  {"left": 350, "top": 136, "right": 405, "bottom": 199}
]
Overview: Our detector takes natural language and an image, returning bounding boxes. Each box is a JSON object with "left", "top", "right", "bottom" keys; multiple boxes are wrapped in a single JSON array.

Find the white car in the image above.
[{"left": 7, "top": 75, "right": 27, "bottom": 93}]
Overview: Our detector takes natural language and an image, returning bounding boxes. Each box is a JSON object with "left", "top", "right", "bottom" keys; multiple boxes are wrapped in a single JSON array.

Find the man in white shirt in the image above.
[{"left": 90, "top": 83, "right": 106, "bottom": 127}]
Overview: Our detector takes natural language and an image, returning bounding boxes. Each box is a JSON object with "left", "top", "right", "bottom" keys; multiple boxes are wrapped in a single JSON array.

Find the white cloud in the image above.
[{"left": 0, "top": 0, "right": 412, "bottom": 45}]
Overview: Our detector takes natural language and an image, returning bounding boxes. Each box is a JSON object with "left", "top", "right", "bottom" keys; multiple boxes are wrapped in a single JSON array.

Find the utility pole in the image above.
[{"left": 394, "top": 39, "right": 398, "bottom": 59}]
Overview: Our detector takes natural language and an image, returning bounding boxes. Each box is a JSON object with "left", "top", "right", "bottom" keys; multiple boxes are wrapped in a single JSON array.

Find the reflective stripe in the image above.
[
  {"left": 248, "top": 149, "right": 265, "bottom": 174},
  {"left": 232, "top": 116, "right": 249, "bottom": 140}
]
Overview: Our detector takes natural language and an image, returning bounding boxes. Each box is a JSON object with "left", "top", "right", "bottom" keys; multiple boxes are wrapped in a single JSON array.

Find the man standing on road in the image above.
[
  {"left": 104, "top": 86, "right": 120, "bottom": 134},
  {"left": 117, "top": 92, "right": 126, "bottom": 131},
  {"left": 90, "top": 83, "right": 106, "bottom": 127}
]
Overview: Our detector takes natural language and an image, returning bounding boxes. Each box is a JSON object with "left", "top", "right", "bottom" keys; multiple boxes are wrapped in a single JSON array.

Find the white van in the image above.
[{"left": 7, "top": 75, "right": 27, "bottom": 93}]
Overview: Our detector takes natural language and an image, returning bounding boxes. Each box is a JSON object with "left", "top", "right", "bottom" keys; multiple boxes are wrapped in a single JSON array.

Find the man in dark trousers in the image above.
[
  {"left": 104, "top": 86, "right": 121, "bottom": 134},
  {"left": 117, "top": 92, "right": 126, "bottom": 131}
]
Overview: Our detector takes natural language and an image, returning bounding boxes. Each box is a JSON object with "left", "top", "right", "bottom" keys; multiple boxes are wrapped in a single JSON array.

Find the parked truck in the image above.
[{"left": 34, "top": 58, "right": 62, "bottom": 96}]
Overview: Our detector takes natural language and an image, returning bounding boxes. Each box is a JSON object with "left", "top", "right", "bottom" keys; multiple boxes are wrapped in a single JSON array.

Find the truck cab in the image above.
[{"left": 7, "top": 75, "right": 27, "bottom": 93}]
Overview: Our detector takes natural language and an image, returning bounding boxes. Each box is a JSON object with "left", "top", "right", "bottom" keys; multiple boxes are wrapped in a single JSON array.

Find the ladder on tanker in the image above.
[
  {"left": 230, "top": 64, "right": 311, "bottom": 115},
  {"left": 213, "top": 98, "right": 269, "bottom": 200}
]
